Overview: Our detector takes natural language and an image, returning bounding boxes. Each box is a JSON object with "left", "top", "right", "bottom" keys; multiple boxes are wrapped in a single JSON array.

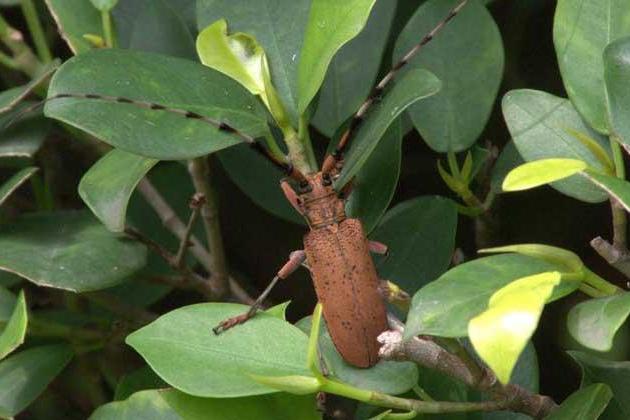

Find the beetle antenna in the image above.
[
  {"left": 38, "top": 93, "right": 307, "bottom": 182},
  {"left": 321, "top": 0, "right": 469, "bottom": 176}
]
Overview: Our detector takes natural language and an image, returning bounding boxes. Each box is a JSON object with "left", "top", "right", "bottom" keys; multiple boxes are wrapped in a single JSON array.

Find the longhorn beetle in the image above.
[{"left": 40, "top": 0, "right": 469, "bottom": 368}]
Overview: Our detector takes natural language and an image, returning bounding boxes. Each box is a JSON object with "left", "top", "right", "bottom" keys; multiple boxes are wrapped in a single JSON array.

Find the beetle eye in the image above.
[
  {"left": 322, "top": 174, "right": 332, "bottom": 186},
  {"left": 298, "top": 181, "right": 312, "bottom": 194}
]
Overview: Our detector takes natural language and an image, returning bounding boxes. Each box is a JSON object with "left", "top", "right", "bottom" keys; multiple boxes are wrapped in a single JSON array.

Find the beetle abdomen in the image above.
[{"left": 304, "top": 218, "right": 388, "bottom": 368}]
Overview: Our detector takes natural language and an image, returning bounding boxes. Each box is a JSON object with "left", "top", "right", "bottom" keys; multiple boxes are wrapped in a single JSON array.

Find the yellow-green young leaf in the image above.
[
  {"left": 197, "top": 20, "right": 267, "bottom": 98},
  {"left": 468, "top": 272, "right": 561, "bottom": 384},
  {"left": 250, "top": 375, "right": 321, "bottom": 395},
  {"left": 502, "top": 158, "right": 587, "bottom": 192},
  {"left": 437, "top": 160, "right": 461, "bottom": 192},
  {"left": 480, "top": 243, "right": 583, "bottom": 273}
]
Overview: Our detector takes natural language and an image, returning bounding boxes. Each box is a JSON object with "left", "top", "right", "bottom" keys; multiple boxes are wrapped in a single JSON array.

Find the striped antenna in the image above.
[
  {"left": 12, "top": 93, "right": 307, "bottom": 182},
  {"left": 321, "top": 0, "right": 469, "bottom": 176}
]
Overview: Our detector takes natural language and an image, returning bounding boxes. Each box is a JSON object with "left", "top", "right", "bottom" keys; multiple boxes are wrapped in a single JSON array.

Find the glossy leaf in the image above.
[
  {"left": 480, "top": 243, "right": 584, "bottom": 273},
  {"left": 296, "top": 316, "right": 418, "bottom": 395},
  {"left": 346, "top": 120, "right": 402, "bottom": 233},
  {"left": 554, "top": 0, "right": 630, "bottom": 133},
  {"left": 468, "top": 272, "right": 561, "bottom": 384},
  {"left": 0, "top": 290, "right": 27, "bottom": 360},
  {"left": 394, "top": 0, "right": 504, "bottom": 152},
  {"left": 502, "top": 159, "right": 587, "bottom": 192},
  {"left": 90, "top": 390, "right": 179, "bottom": 420},
  {"left": 570, "top": 351, "right": 630, "bottom": 419},
  {"left": 197, "top": 0, "right": 311, "bottom": 126},
  {"left": 605, "top": 37, "right": 630, "bottom": 147},
  {"left": 79, "top": 149, "right": 158, "bottom": 232},
  {"left": 297, "top": 0, "right": 376, "bottom": 114},
  {"left": 546, "top": 383, "right": 612, "bottom": 420},
  {"left": 567, "top": 292, "right": 630, "bottom": 352},
  {"left": 113, "top": 0, "right": 196, "bottom": 59},
  {"left": 371, "top": 196, "right": 457, "bottom": 296},
  {"left": 126, "top": 303, "right": 310, "bottom": 397},
  {"left": 335, "top": 68, "right": 440, "bottom": 188},
  {"left": 405, "top": 254, "right": 560, "bottom": 339},
  {"left": 502, "top": 89, "right": 610, "bottom": 202},
  {"left": 311, "top": 0, "right": 396, "bottom": 137},
  {"left": 45, "top": 49, "right": 269, "bottom": 160},
  {"left": 583, "top": 170, "right": 630, "bottom": 212},
  {"left": 0, "top": 344, "right": 73, "bottom": 418},
  {"left": 45, "top": 0, "right": 103, "bottom": 54},
  {"left": 0, "top": 210, "right": 147, "bottom": 292},
  {"left": 0, "top": 167, "right": 38, "bottom": 207},
  {"left": 162, "top": 388, "right": 321, "bottom": 420}
]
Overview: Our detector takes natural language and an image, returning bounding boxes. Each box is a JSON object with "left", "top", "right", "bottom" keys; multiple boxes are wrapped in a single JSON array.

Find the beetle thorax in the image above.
[{"left": 299, "top": 172, "right": 346, "bottom": 228}]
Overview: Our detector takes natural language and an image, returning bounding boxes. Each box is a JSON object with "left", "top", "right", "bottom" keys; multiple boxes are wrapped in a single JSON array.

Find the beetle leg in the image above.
[
  {"left": 280, "top": 180, "right": 303, "bottom": 215},
  {"left": 213, "top": 250, "right": 306, "bottom": 334},
  {"left": 368, "top": 240, "right": 389, "bottom": 256}
]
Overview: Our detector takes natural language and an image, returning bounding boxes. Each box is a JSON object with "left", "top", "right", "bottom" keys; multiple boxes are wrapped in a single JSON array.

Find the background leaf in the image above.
[
  {"left": 79, "top": 149, "right": 158, "bottom": 232},
  {"left": 0, "top": 290, "right": 27, "bottom": 360},
  {"left": 297, "top": 0, "right": 376, "bottom": 114},
  {"left": 45, "top": 49, "right": 269, "bottom": 160},
  {"left": 553, "top": 0, "right": 630, "bottom": 134},
  {"left": 44, "top": 0, "right": 102, "bottom": 54},
  {"left": 0, "top": 344, "right": 73, "bottom": 418},
  {"left": 126, "top": 303, "right": 310, "bottom": 398},
  {"left": 0, "top": 166, "right": 38, "bottom": 207},
  {"left": 501, "top": 89, "right": 610, "bottom": 202},
  {"left": 546, "top": 383, "right": 612, "bottom": 420},
  {"left": 90, "top": 390, "right": 180, "bottom": 420},
  {"left": 0, "top": 210, "right": 147, "bottom": 292},
  {"left": 605, "top": 37, "right": 630, "bottom": 146},
  {"left": 394, "top": 0, "right": 504, "bottom": 152},
  {"left": 567, "top": 292, "right": 630, "bottom": 352}
]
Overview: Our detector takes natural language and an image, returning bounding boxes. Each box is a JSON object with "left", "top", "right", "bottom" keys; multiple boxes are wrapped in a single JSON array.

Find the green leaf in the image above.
[
  {"left": 0, "top": 290, "right": 27, "bottom": 360},
  {"left": 335, "top": 68, "right": 440, "bottom": 188},
  {"left": 468, "top": 272, "right": 561, "bottom": 384},
  {"left": 564, "top": 128, "right": 615, "bottom": 172},
  {"left": 582, "top": 170, "right": 630, "bottom": 212},
  {"left": 114, "top": 366, "right": 167, "bottom": 401},
  {"left": 546, "top": 383, "right": 612, "bottom": 420},
  {"left": 197, "top": 0, "right": 311, "bottom": 126},
  {"left": 394, "top": 0, "right": 504, "bottom": 152},
  {"left": 89, "top": 0, "right": 119, "bottom": 12},
  {"left": 45, "top": 48, "right": 270, "bottom": 160},
  {"left": 567, "top": 292, "right": 630, "bottom": 352},
  {"left": 0, "top": 61, "right": 59, "bottom": 114},
  {"left": 162, "top": 388, "right": 321, "bottom": 420},
  {"left": 79, "top": 149, "right": 158, "bottom": 232},
  {"left": 90, "top": 390, "right": 180, "bottom": 420},
  {"left": 605, "top": 37, "right": 630, "bottom": 147},
  {"left": 502, "top": 159, "right": 588, "bottom": 192},
  {"left": 297, "top": 0, "right": 376, "bottom": 114},
  {"left": 0, "top": 287, "right": 16, "bottom": 323},
  {"left": 553, "top": 0, "right": 630, "bottom": 134},
  {"left": 491, "top": 141, "right": 524, "bottom": 194},
  {"left": 296, "top": 317, "right": 418, "bottom": 395},
  {"left": 0, "top": 210, "right": 147, "bottom": 292},
  {"left": 346, "top": 120, "right": 402, "bottom": 233},
  {"left": 570, "top": 351, "right": 630, "bottom": 419},
  {"left": 112, "top": 0, "right": 196, "bottom": 59},
  {"left": 311, "top": 0, "right": 396, "bottom": 137},
  {"left": 126, "top": 303, "right": 310, "bottom": 397},
  {"left": 480, "top": 243, "right": 584, "bottom": 273},
  {"left": 501, "top": 89, "right": 610, "bottom": 202},
  {"left": 371, "top": 196, "right": 457, "bottom": 296},
  {"left": 196, "top": 19, "right": 268, "bottom": 97},
  {"left": 405, "top": 254, "right": 561, "bottom": 339},
  {"left": 0, "top": 344, "right": 73, "bottom": 418},
  {"left": 0, "top": 167, "right": 38, "bottom": 207},
  {"left": 45, "top": 0, "right": 103, "bottom": 54}
]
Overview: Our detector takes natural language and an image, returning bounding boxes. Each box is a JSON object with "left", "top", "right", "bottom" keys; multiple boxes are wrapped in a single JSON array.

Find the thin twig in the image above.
[
  {"left": 187, "top": 157, "right": 230, "bottom": 298},
  {"left": 379, "top": 319, "right": 557, "bottom": 419},
  {"left": 136, "top": 178, "right": 254, "bottom": 304},
  {"left": 174, "top": 193, "right": 204, "bottom": 268},
  {"left": 124, "top": 227, "right": 216, "bottom": 300},
  {"left": 0, "top": 12, "right": 41, "bottom": 77}
]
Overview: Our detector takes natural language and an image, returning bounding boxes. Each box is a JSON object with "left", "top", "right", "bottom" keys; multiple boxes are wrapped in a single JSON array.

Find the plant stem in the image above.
[
  {"left": 582, "top": 268, "right": 622, "bottom": 296},
  {"left": 298, "top": 115, "right": 318, "bottom": 170},
  {"left": 20, "top": 0, "right": 52, "bottom": 63},
  {"left": 284, "top": 127, "right": 316, "bottom": 175},
  {"left": 610, "top": 138, "right": 627, "bottom": 249},
  {"left": 0, "top": 50, "right": 18, "bottom": 70},
  {"left": 0, "top": 12, "right": 41, "bottom": 77},
  {"left": 187, "top": 157, "right": 230, "bottom": 298},
  {"left": 136, "top": 179, "right": 254, "bottom": 303},
  {"left": 101, "top": 10, "right": 115, "bottom": 48}
]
